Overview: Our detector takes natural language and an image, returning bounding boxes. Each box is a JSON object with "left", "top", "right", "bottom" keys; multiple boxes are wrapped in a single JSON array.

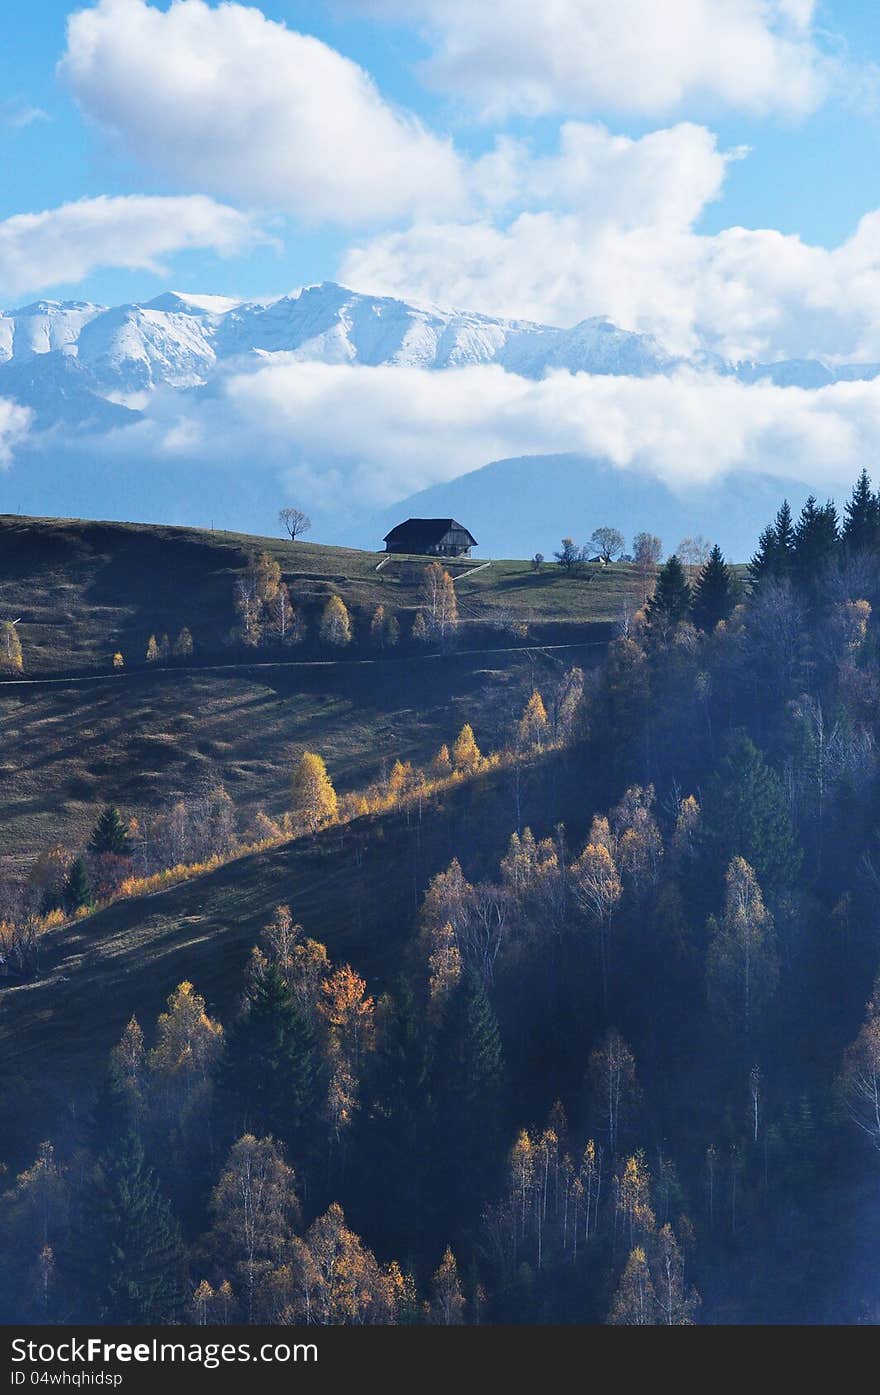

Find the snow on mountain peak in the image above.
[{"left": 2, "top": 281, "right": 880, "bottom": 431}]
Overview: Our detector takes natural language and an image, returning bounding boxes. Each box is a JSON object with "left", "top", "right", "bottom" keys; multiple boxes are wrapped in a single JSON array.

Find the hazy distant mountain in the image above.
[{"left": 368, "top": 454, "right": 821, "bottom": 562}]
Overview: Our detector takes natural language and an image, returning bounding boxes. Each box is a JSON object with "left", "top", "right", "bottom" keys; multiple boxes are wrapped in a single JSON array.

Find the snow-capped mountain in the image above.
[{"left": 2, "top": 281, "right": 880, "bottom": 431}]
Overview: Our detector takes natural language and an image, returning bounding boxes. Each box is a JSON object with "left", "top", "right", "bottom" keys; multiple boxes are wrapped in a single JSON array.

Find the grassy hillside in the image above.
[
  {"left": 0, "top": 745, "right": 586, "bottom": 1166},
  {"left": 0, "top": 514, "right": 640, "bottom": 676},
  {"left": 0, "top": 645, "right": 599, "bottom": 877}
]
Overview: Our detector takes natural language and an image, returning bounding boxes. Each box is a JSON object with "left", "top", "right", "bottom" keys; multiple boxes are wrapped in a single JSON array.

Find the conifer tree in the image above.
[
  {"left": 691, "top": 545, "right": 737, "bottom": 632},
  {"left": 773, "top": 498, "right": 796, "bottom": 558},
  {"left": 749, "top": 499, "right": 796, "bottom": 588},
  {"left": 703, "top": 732, "right": 801, "bottom": 894},
  {"left": 66, "top": 1132, "right": 185, "bottom": 1323},
  {"left": 748, "top": 524, "right": 783, "bottom": 588},
  {"left": 433, "top": 968, "right": 504, "bottom": 1151},
  {"left": 63, "top": 856, "right": 93, "bottom": 912},
  {"left": 89, "top": 805, "right": 130, "bottom": 857},
  {"left": 793, "top": 496, "right": 839, "bottom": 595},
  {"left": 842, "top": 469, "right": 880, "bottom": 553},
  {"left": 644, "top": 555, "right": 691, "bottom": 639},
  {"left": 221, "top": 969, "right": 318, "bottom": 1148}
]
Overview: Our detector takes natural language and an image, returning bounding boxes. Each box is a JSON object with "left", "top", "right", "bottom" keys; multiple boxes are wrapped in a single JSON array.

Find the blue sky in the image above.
[
  {"left": 1, "top": 0, "right": 879, "bottom": 312},
  {"left": 7, "top": 2, "right": 880, "bottom": 535}
]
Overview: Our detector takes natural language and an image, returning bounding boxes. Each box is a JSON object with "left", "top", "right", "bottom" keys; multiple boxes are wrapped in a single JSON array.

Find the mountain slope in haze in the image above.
[{"left": 368, "top": 454, "right": 819, "bottom": 562}]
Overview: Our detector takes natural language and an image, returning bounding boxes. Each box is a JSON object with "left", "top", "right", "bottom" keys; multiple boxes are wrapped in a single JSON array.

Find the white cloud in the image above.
[
  {"left": 347, "top": 0, "right": 828, "bottom": 118},
  {"left": 95, "top": 358, "right": 880, "bottom": 514},
  {"left": 61, "top": 0, "right": 466, "bottom": 224},
  {"left": 0, "top": 397, "right": 32, "bottom": 467},
  {"left": 0, "top": 194, "right": 263, "bottom": 300},
  {"left": 342, "top": 159, "right": 880, "bottom": 365},
  {"left": 473, "top": 121, "right": 733, "bottom": 226},
  {"left": 0, "top": 99, "right": 50, "bottom": 130}
]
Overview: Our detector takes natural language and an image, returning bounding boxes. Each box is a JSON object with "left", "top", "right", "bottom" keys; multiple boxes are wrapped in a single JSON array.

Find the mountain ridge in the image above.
[{"left": 3, "top": 282, "right": 880, "bottom": 434}]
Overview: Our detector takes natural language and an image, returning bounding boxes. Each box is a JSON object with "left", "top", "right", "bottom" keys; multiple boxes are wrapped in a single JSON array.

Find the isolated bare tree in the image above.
[
  {"left": 632, "top": 533, "right": 662, "bottom": 601},
  {"left": 279, "top": 507, "right": 311, "bottom": 541},
  {"left": 677, "top": 535, "right": 711, "bottom": 582},
  {"left": 591, "top": 527, "right": 625, "bottom": 564}
]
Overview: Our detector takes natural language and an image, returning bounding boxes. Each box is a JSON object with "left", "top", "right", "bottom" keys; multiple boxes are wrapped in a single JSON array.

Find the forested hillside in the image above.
[{"left": 2, "top": 478, "right": 880, "bottom": 1325}]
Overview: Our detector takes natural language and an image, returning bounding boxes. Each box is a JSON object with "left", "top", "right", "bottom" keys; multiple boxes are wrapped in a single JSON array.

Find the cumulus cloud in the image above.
[
  {"left": 347, "top": 0, "right": 828, "bottom": 118},
  {"left": 92, "top": 359, "right": 880, "bottom": 513},
  {"left": 60, "top": 0, "right": 466, "bottom": 224},
  {"left": 342, "top": 151, "right": 880, "bottom": 364},
  {"left": 0, "top": 397, "right": 33, "bottom": 467},
  {"left": 0, "top": 194, "right": 263, "bottom": 300}
]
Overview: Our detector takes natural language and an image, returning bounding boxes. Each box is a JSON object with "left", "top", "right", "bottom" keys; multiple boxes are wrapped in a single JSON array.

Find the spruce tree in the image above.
[
  {"left": 89, "top": 805, "right": 130, "bottom": 857},
  {"left": 748, "top": 524, "right": 782, "bottom": 588},
  {"left": 65, "top": 1132, "right": 185, "bottom": 1323},
  {"left": 774, "top": 499, "right": 796, "bottom": 559},
  {"left": 842, "top": 469, "right": 880, "bottom": 553},
  {"left": 63, "top": 856, "right": 93, "bottom": 912},
  {"left": 645, "top": 555, "right": 692, "bottom": 637},
  {"left": 750, "top": 501, "right": 796, "bottom": 590},
  {"left": 433, "top": 969, "right": 504, "bottom": 1145},
  {"left": 220, "top": 969, "right": 318, "bottom": 1148},
  {"left": 703, "top": 732, "right": 802, "bottom": 895},
  {"left": 691, "top": 545, "right": 737, "bottom": 632},
  {"left": 793, "top": 496, "right": 839, "bottom": 595}
]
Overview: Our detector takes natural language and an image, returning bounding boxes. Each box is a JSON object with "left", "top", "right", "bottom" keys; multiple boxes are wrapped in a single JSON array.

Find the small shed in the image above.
[{"left": 383, "top": 518, "right": 477, "bottom": 558}]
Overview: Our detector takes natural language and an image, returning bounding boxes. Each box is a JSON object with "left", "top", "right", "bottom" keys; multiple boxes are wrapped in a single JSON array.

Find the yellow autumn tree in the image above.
[
  {"left": 291, "top": 752, "right": 338, "bottom": 832},
  {"left": 421, "top": 561, "right": 458, "bottom": 645},
  {"left": 0, "top": 620, "right": 23, "bottom": 675},
  {"left": 208, "top": 1134, "right": 300, "bottom": 1322},
  {"left": 452, "top": 722, "right": 482, "bottom": 774},
  {"left": 112, "top": 651, "right": 124, "bottom": 670},
  {"left": 109, "top": 1015, "right": 146, "bottom": 1116},
  {"left": 707, "top": 856, "right": 778, "bottom": 1046},
  {"left": 173, "top": 627, "right": 193, "bottom": 658},
  {"left": 293, "top": 1203, "right": 408, "bottom": 1324},
  {"left": 429, "top": 1248, "right": 466, "bottom": 1324},
  {"left": 251, "top": 551, "right": 281, "bottom": 605},
  {"left": 149, "top": 981, "right": 224, "bottom": 1084},
  {"left": 320, "top": 964, "right": 375, "bottom": 1074},
  {"left": 517, "top": 690, "right": 549, "bottom": 751},
  {"left": 319, "top": 594, "right": 352, "bottom": 647},
  {"left": 608, "top": 1247, "right": 657, "bottom": 1325},
  {"left": 146, "top": 634, "right": 159, "bottom": 663},
  {"left": 432, "top": 743, "right": 453, "bottom": 778},
  {"left": 427, "top": 922, "right": 462, "bottom": 1014},
  {"left": 571, "top": 838, "right": 622, "bottom": 1008}
]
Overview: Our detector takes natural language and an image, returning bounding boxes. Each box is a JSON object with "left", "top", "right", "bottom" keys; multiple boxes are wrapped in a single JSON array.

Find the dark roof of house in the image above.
[{"left": 383, "top": 518, "right": 478, "bottom": 548}]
